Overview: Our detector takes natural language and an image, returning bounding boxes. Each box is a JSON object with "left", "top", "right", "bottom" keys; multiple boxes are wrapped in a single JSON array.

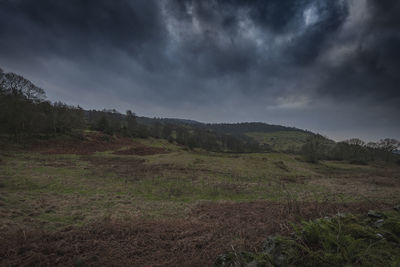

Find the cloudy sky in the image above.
[{"left": 0, "top": 0, "right": 399, "bottom": 141}]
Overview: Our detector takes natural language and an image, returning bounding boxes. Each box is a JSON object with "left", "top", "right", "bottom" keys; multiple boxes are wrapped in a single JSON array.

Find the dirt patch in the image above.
[
  {"left": 0, "top": 201, "right": 391, "bottom": 266},
  {"left": 30, "top": 132, "right": 168, "bottom": 155},
  {"left": 31, "top": 132, "right": 133, "bottom": 155},
  {"left": 113, "top": 145, "right": 169, "bottom": 156}
]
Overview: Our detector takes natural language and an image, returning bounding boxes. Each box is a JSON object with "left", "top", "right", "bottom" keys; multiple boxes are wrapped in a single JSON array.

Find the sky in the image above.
[{"left": 0, "top": 0, "right": 399, "bottom": 141}]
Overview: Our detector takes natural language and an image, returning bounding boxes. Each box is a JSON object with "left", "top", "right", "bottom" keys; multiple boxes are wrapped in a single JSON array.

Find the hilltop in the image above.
[{"left": 136, "top": 117, "right": 325, "bottom": 152}]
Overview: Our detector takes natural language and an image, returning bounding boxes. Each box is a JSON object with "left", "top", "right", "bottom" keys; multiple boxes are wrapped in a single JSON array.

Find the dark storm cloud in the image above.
[
  {"left": 166, "top": 0, "right": 348, "bottom": 71},
  {"left": 0, "top": 0, "right": 399, "bottom": 140},
  {"left": 0, "top": 0, "right": 166, "bottom": 68},
  {"left": 317, "top": 0, "right": 400, "bottom": 102},
  {"left": 169, "top": 0, "right": 304, "bottom": 33},
  {"left": 286, "top": 1, "right": 349, "bottom": 64},
  {"left": 0, "top": 0, "right": 350, "bottom": 81}
]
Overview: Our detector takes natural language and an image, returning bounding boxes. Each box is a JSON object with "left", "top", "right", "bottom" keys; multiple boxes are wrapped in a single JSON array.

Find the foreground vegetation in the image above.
[
  {"left": 1, "top": 136, "right": 399, "bottom": 265},
  {"left": 0, "top": 136, "right": 398, "bottom": 265},
  {"left": 216, "top": 208, "right": 400, "bottom": 266},
  {"left": 1, "top": 135, "right": 399, "bottom": 232}
]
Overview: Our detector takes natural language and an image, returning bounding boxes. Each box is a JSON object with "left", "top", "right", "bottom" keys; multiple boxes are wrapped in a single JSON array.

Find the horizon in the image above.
[
  {"left": 1, "top": 0, "right": 399, "bottom": 142},
  {"left": 0, "top": 65, "right": 396, "bottom": 143}
]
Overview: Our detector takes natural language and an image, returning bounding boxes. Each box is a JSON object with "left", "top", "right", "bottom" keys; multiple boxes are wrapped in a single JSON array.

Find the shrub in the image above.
[{"left": 215, "top": 209, "right": 400, "bottom": 266}]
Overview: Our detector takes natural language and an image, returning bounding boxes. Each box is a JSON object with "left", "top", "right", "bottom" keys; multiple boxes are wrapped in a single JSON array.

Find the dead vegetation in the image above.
[
  {"left": 30, "top": 132, "right": 169, "bottom": 156},
  {"left": 113, "top": 145, "right": 169, "bottom": 156},
  {"left": 31, "top": 132, "right": 133, "bottom": 155},
  {"left": 1, "top": 136, "right": 400, "bottom": 266},
  {"left": 0, "top": 201, "right": 390, "bottom": 267}
]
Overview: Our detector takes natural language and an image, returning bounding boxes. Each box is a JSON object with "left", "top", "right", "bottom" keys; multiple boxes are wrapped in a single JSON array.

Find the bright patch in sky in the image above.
[{"left": 303, "top": 6, "right": 319, "bottom": 26}]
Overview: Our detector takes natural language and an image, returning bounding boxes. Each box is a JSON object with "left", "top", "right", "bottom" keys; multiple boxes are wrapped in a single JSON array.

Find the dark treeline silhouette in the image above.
[
  {"left": 1, "top": 68, "right": 398, "bottom": 157},
  {"left": 206, "top": 122, "right": 307, "bottom": 135},
  {"left": 0, "top": 69, "right": 84, "bottom": 141},
  {"left": 84, "top": 111, "right": 266, "bottom": 152},
  {"left": 0, "top": 69, "right": 267, "bottom": 152},
  {"left": 301, "top": 134, "right": 400, "bottom": 164},
  {"left": 134, "top": 117, "right": 272, "bottom": 152}
]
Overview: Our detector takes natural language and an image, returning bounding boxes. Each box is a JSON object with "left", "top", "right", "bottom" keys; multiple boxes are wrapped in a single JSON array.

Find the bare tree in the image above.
[
  {"left": 379, "top": 138, "right": 400, "bottom": 161},
  {"left": 0, "top": 72, "right": 46, "bottom": 102},
  {"left": 345, "top": 138, "right": 365, "bottom": 147},
  {"left": 379, "top": 138, "right": 399, "bottom": 152}
]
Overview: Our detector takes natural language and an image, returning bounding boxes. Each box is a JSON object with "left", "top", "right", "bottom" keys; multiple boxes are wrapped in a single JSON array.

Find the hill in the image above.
[
  {"left": 206, "top": 122, "right": 305, "bottom": 135},
  {"left": 135, "top": 118, "right": 326, "bottom": 152},
  {"left": 246, "top": 131, "right": 312, "bottom": 152},
  {"left": 1, "top": 67, "right": 330, "bottom": 152}
]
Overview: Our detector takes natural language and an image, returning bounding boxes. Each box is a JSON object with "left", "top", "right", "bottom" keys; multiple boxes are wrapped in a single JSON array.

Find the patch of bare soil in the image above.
[
  {"left": 0, "top": 201, "right": 391, "bottom": 266},
  {"left": 31, "top": 132, "right": 167, "bottom": 155},
  {"left": 113, "top": 145, "right": 168, "bottom": 156}
]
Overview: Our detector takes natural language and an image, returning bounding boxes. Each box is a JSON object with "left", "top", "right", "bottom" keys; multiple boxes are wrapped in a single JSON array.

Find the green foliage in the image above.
[
  {"left": 215, "top": 210, "right": 400, "bottom": 267},
  {"left": 142, "top": 122, "right": 265, "bottom": 153},
  {"left": 301, "top": 134, "right": 329, "bottom": 163},
  {"left": 52, "top": 102, "right": 85, "bottom": 134},
  {"left": 301, "top": 135, "right": 400, "bottom": 164},
  {"left": 96, "top": 115, "right": 109, "bottom": 132}
]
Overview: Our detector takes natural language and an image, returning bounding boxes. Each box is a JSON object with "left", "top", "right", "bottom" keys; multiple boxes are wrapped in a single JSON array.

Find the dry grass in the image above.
[
  {"left": 1, "top": 137, "right": 400, "bottom": 265},
  {"left": 0, "top": 201, "right": 390, "bottom": 267}
]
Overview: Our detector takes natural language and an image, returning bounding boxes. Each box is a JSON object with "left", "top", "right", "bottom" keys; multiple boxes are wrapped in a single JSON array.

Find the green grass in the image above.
[
  {"left": 215, "top": 209, "right": 400, "bottom": 266},
  {"left": 138, "top": 137, "right": 181, "bottom": 151},
  {"left": 1, "top": 138, "right": 399, "bottom": 230}
]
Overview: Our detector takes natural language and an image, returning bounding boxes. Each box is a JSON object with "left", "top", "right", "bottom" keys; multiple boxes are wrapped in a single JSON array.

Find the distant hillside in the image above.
[
  {"left": 205, "top": 123, "right": 321, "bottom": 152},
  {"left": 135, "top": 118, "right": 329, "bottom": 152},
  {"left": 246, "top": 131, "right": 312, "bottom": 152},
  {"left": 136, "top": 117, "right": 202, "bottom": 126},
  {"left": 206, "top": 122, "right": 306, "bottom": 135},
  {"left": 137, "top": 118, "right": 307, "bottom": 134},
  {"left": 1, "top": 66, "right": 330, "bottom": 152}
]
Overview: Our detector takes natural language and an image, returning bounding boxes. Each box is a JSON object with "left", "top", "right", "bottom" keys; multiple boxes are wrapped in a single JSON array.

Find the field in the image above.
[{"left": 1, "top": 134, "right": 399, "bottom": 266}]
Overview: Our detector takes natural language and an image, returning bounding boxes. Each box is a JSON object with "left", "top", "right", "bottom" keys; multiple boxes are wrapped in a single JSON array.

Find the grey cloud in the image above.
[
  {"left": 0, "top": 0, "right": 399, "bottom": 140},
  {"left": 316, "top": 0, "right": 400, "bottom": 103},
  {"left": 0, "top": 0, "right": 166, "bottom": 69}
]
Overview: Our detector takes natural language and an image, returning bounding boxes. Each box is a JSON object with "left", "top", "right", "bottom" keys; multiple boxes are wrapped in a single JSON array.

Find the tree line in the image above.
[
  {"left": 206, "top": 122, "right": 306, "bottom": 135},
  {"left": 0, "top": 69, "right": 84, "bottom": 141},
  {"left": 2, "top": 68, "right": 398, "bottom": 157},
  {"left": 302, "top": 134, "right": 400, "bottom": 164},
  {"left": 0, "top": 69, "right": 266, "bottom": 152},
  {"left": 84, "top": 110, "right": 266, "bottom": 152}
]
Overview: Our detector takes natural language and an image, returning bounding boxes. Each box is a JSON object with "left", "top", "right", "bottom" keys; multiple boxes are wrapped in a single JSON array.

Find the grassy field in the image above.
[{"left": 0, "top": 135, "right": 399, "bottom": 265}]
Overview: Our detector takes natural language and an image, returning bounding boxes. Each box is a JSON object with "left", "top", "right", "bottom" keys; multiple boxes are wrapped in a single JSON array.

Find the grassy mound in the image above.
[{"left": 215, "top": 208, "right": 400, "bottom": 266}]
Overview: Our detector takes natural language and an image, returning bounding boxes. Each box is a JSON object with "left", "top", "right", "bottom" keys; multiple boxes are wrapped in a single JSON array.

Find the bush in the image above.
[{"left": 215, "top": 209, "right": 400, "bottom": 266}]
